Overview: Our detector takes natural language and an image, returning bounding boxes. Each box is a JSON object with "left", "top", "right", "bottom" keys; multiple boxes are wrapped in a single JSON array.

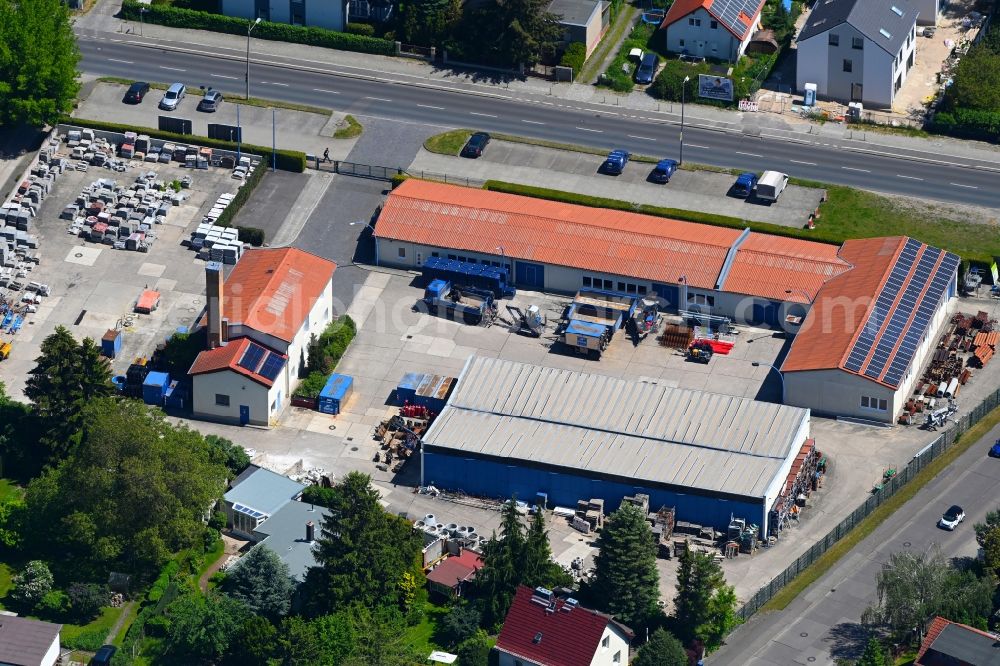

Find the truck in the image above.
[
  {"left": 422, "top": 280, "right": 497, "bottom": 325},
  {"left": 560, "top": 290, "right": 638, "bottom": 358},
  {"left": 755, "top": 171, "right": 789, "bottom": 202}
]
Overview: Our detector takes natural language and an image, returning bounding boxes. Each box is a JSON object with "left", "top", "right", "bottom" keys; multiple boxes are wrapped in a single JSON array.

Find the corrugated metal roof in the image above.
[{"left": 423, "top": 356, "right": 809, "bottom": 499}]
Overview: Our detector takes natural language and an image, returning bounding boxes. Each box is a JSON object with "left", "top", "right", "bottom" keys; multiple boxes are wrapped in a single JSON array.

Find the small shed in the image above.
[
  {"left": 101, "top": 328, "right": 122, "bottom": 358},
  {"left": 142, "top": 371, "right": 170, "bottom": 405},
  {"left": 396, "top": 372, "right": 456, "bottom": 413},
  {"left": 318, "top": 374, "right": 353, "bottom": 415},
  {"left": 135, "top": 289, "right": 161, "bottom": 314}
]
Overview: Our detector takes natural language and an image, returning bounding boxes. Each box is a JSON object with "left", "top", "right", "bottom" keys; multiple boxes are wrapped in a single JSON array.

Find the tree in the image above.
[
  {"left": 24, "top": 327, "right": 112, "bottom": 462},
  {"left": 225, "top": 615, "right": 277, "bottom": 666},
  {"left": 0, "top": 381, "right": 35, "bottom": 478},
  {"left": 975, "top": 509, "right": 1000, "bottom": 576},
  {"left": 590, "top": 503, "right": 661, "bottom": 631},
  {"left": 66, "top": 583, "right": 107, "bottom": 622},
  {"left": 673, "top": 549, "right": 738, "bottom": 650},
  {"left": 10, "top": 560, "right": 53, "bottom": 609},
  {"left": 341, "top": 605, "right": 420, "bottom": 666},
  {"left": 950, "top": 45, "right": 1000, "bottom": 111},
  {"left": 399, "top": 0, "right": 463, "bottom": 46},
  {"left": 862, "top": 549, "right": 950, "bottom": 644},
  {"left": 475, "top": 499, "right": 526, "bottom": 626},
  {"left": 633, "top": 628, "right": 688, "bottom": 666},
  {"left": 441, "top": 602, "right": 482, "bottom": 646},
  {"left": 522, "top": 509, "right": 554, "bottom": 588},
  {"left": 856, "top": 637, "right": 889, "bottom": 666},
  {"left": 276, "top": 612, "right": 358, "bottom": 666},
  {"left": 462, "top": 0, "right": 562, "bottom": 67},
  {"left": 205, "top": 435, "right": 252, "bottom": 478},
  {"left": 303, "top": 472, "right": 423, "bottom": 616},
  {"left": 456, "top": 629, "right": 491, "bottom": 666},
  {"left": 0, "top": 0, "right": 80, "bottom": 127},
  {"left": 222, "top": 546, "right": 293, "bottom": 620},
  {"left": 24, "top": 399, "right": 228, "bottom": 574},
  {"left": 164, "top": 593, "right": 249, "bottom": 663}
]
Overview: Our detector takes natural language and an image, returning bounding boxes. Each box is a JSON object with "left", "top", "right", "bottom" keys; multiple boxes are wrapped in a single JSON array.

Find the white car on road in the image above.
[{"left": 938, "top": 505, "right": 965, "bottom": 530}]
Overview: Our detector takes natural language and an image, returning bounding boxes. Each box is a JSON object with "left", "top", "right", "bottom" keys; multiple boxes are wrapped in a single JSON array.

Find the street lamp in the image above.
[
  {"left": 349, "top": 220, "right": 379, "bottom": 266},
  {"left": 752, "top": 361, "right": 785, "bottom": 404},
  {"left": 246, "top": 17, "right": 262, "bottom": 100},
  {"left": 138, "top": 7, "right": 147, "bottom": 36},
  {"left": 679, "top": 75, "right": 691, "bottom": 165}
]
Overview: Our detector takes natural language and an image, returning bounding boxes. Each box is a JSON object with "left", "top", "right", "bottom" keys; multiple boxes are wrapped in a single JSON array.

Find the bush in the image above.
[
  {"left": 67, "top": 583, "right": 107, "bottom": 622},
  {"left": 36, "top": 590, "right": 70, "bottom": 618},
  {"left": 442, "top": 603, "right": 482, "bottom": 646},
  {"left": 62, "top": 627, "right": 109, "bottom": 651},
  {"left": 209, "top": 510, "right": 227, "bottom": 531},
  {"left": 120, "top": 0, "right": 396, "bottom": 56},
  {"left": 301, "top": 484, "right": 339, "bottom": 508},
  {"left": 61, "top": 118, "right": 307, "bottom": 172},
  {"left": 295, "top": 371, "right": 328, "bottom": 399},
  {"left": 148, "top": 560, "right": 181, "bottom": 603},
  {"left": 929, "top": 107, "right": 1000, "bottom": 142},
  {"left": 649, "top": 60, "right": 710, "bottom": 101},
  {"left": 237, "top": 226, "right": 265, "bottom": 246},
  {"left": 390, "top": 173, "right": 410, "bottom": 188},
  {"left": 346, "top": 22, "right": 376, "bottom": 37},
  {"left": 11, "top": 560, "right": 54, "bottom": 608},
  {"left": 559, "top": 42, "right": 586, "bottom": 79}
]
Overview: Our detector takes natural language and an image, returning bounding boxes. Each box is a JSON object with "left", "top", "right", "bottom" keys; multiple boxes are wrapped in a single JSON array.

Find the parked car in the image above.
[
  {"left": 755, "top": 170, "right": 788, "bottom": 202},
  {"left": 123, "top": 81, "right": 150, "bottom": 104},
  {"left": 461, "top": 132, "right": 491, "bottom": 158},
  {"left": 649, "top": 159, "right": 678, "bottom": 184},
  {"left": 732, "top": 172, "right": 758, "bottom": 197},
  {"left": 159, "top": 83, "right": 186, "bottom": 111},
  {"left": 938, "top": 505, "right": 965, "bottom": 530},
  {"left": 990, "top": 439, "right": 1000, "bottom": 457},
  {"left": 601, "top": 150, "right": 630, "bottom": 175},
  {"left": 90, "top": 645, "right": 117, "bottom": 666},
  {"left": 198, "top": 89, "right": 224, "bottom": 112},
  {"left": 635, "top": 52, "right": 659, "bottom": 85}
]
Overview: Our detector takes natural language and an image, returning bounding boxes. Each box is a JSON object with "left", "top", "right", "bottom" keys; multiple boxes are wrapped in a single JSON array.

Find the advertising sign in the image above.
[{"left": 698, "top": 74, "right": 734, "bottom": 102}]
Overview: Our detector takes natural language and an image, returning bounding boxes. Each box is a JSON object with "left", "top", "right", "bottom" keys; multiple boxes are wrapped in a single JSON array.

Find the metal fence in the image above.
[
  {"left": 736, "top": 384, "right": 1000, "bottom": 621},
  {"left": 324, "top": 160, "right": 484, "bottom": 187}
]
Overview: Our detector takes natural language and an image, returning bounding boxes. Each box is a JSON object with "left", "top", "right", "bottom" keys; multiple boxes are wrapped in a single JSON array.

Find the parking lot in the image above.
[
  {"left": 0, "top": 130, "right": 253, "bottom": 398},
  {"left": 409, "top": 140, "right": 826, "bottom": 227}
]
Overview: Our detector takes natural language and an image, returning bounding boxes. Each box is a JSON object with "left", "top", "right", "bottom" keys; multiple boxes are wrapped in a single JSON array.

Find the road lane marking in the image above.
[
  {"left": 267, "top": 82, "right": 289, "bottom": 86},
  {"left": 107, "top": 58, "right": 133, "bottom": 64},
  {"left": 418, "top": 104, "right": 444, "bottom": 109},
  {"left": 470, "top": 112, "right": 497, "bottom": 117},
  {"left": 686, "top": 144, "right": 709, "bottom": 149},
  {"left": 789, "top": 159, "right": 816, "bottom": 166},
  {"left": 950, "top": 183, "right": 979, "bottom": 189},
  {"left": 521, "top": 120, "right": 545, "bottom": 125},
  {"left": 210, "top": 74, "right": 238, "bottom": 80},
  {"left": 628, "top": 135, "right": 656, "bottom": 141},
  {"left": 842, "top": 166, "right": 871, "bottom": 172},
  {"left": 576, "top": 127, "right": 602, "bottom": 133},
  {"left": 159, "top": 66, "right": 186, "bottom": 72},
  {"left": 313, "top": 88, "right": 339, "bottom": 94},
  {"left": 897, "top": 174, "right": 923, "bottom": 180},
  {"left": 736, "top": 151, "right": 762, "bottom": 157},
  {"left": 364, "top": 96, "right": 392, "bottom": 102}
]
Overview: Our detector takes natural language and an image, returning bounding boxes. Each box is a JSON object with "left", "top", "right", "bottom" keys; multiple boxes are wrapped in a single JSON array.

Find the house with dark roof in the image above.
[
  {"left": 660, "top": 0, "right": 766, "bottom": 61},
  {"left": 548, "top": 0, "right": 611, "bottom": 59},
  {"left": 0, "top": 615, "right": 62, "bottom": 666},
  {"left": 188, "top": 248, "right": 336, "bottom": 427},
  {"left": 426, "top": 548, "right": 484, "bottom": 599},
  {"left": 223, "top": 465, "right": 306, "bottom": 536},
  {"left": 916, "top": 616, "right": 1000, "bottom": 665},
  {"left": 795, "top": 0, "right": 920, "bottom": 108},
  {"left": 494, "top": 586, "right": 633, "bottom": 666}
]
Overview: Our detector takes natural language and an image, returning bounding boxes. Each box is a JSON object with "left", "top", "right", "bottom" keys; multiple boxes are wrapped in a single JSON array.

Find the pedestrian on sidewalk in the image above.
[{"left": 323, "top": 148, "right": 330, "bottom": 163}]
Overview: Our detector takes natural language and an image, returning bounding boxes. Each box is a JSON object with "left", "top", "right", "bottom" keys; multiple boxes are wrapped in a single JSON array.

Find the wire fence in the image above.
[
  {"left": 737, "top": 384, "right": 1000, "bottom": 621},
  {"left": 319, "top": 160, "right": 484, "bottom": 187}
]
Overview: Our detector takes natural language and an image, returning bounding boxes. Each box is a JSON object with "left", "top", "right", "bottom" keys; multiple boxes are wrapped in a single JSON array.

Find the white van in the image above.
[{"left": 756, "top": 170, "right": 789, "bottom": 202}]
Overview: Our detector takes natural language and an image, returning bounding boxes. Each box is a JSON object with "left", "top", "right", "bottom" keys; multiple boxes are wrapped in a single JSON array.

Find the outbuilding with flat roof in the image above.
[{"left": 421, "top": 356, "right": 811, "bottom": 534}]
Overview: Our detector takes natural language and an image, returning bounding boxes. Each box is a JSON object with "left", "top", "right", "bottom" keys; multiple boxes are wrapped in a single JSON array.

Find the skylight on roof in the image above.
[
  {"left": 891, "top": 5, "right": 903, "bottom": 15},
  {"left": 879, "top": 28, "right": 892, "bottom": 38}
]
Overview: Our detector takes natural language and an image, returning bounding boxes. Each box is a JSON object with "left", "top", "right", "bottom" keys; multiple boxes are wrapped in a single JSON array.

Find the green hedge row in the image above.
[
  {"left": 559, "top": 43, "right": 586, "bottom": 80},
  {"left": 928, "top": 108, "right": 1000, "bottom": 143},
  {"left": 216, "top": 158, "right": 264, "bottom": 229},
  {"left": 62, "top": 117, "right": 307, "bottom": 172},
  {"left": 120, "top": 0, "right": 395, "bottom": 56},
  {"left": 295, "top": 316, "right": 357, "bottom": 399}
]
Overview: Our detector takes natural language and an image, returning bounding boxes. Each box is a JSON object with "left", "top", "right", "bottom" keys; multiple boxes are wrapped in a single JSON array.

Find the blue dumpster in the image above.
[
  {"left": 318, "top": 374, "right": 353, "bottom": 415},
  {"left": 142, "top": 371, "right": 170, "bottom": 405}
]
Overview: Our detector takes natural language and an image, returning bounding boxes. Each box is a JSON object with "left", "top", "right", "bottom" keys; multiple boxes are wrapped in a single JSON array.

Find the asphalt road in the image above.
[
  {"left": 711, "top": 420, "right": 1000, "bottom": 665},
  {"left": 76, "top": 36, "right": 1000, "bottom": 209}
]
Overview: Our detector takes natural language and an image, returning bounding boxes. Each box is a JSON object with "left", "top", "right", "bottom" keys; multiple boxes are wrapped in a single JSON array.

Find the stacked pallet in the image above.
[{"left": 658, "top": 323, "right": 694, "bottom": 349}]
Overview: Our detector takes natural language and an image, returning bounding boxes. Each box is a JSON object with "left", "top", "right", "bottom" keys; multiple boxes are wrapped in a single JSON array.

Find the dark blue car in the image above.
[
  {"left": 602, "top": 150, "right": 630, "bottom": 175},
  {"left": 990, "top": 439, "right": 1000, "bottom": 457},
  {"left": 732, "top": 172, "right": 758, "bottom": 197},
  {"left": 650, "top": 158, "right": 678, "bottom": 183}
]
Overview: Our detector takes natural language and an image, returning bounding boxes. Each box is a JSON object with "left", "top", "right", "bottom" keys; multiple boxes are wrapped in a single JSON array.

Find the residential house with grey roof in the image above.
[
  {"left": 0, "top": 615, "right": 62, "bottom": 666},
  {"left": 796, "top": 0, "right": 919, "bottom": 108},
  {"left": 223, "top": 465, "right": 306, "bottom": 537}
]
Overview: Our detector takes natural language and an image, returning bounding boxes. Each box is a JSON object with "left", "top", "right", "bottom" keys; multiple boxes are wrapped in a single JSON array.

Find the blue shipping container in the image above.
[
  {"left": 318, "top": 374, "right": 353, "bottom": 415},
  {"left": 142, "top": 371, "right": 171, "bottom": 405},
  {"left": 396, "top": 372, "right": 455, "bottom": 412},
  {"left": 101, "top": 329, "right": 122, "bottom": 359},
  {"left": 421, "top": 256, "right": 515, "bottom": 299}
]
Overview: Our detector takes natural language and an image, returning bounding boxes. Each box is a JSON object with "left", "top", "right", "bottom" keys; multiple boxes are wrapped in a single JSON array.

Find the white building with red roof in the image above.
[
  {"left": 660, "top": 0, "right": 766, "bottom": 62},
  {"left": 188, "top": 248, "right": 336, "bottom": 427},
  {"left": 494, "top": 586, "right": 633, "bottom": 666}
]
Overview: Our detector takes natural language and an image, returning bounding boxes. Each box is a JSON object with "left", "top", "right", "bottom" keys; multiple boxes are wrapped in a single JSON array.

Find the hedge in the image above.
[
  {"left": 120, "top": 0, "right": 395, "bottom": 56},
  {"left": 559, "top": 43, "right": 586, "bottom": 80},
  {"left": 63, "top": 117, "right": 307, "bottom": 172},
  {"left": 216, "top": 158, "right": 265, "bottom": 229},
  {"left": 237, "top": 226, "right": 265, "bottom": 246},
  {"left": 928, "top": 108, "right": 1000, "bottom": 143},
  {"left": 294, "top": 316, "right": 356, "bottom": 399}
]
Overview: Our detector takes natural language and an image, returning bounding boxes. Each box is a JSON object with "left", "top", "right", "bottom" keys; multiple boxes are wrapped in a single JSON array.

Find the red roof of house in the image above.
[
  {"left": 188, "top": 337, "right": 287, "bottom": 388},
  {"left": 495, "top": 586, "right": 631, "bottom": 666},
  {"left": 425, "top": 550, "right": 484, "bottom": 589},
  {"left": 660, "top": 0, "right": 766, "bottom": 41},
  {"left": 915, "top": 616, "right": 1000, "bottom": 665},
  {"left": 220, "top": 248, "right": 335, "bottom": 343},
  {"left": 376, "top": 179, "right": 843, "bottom": 299}
]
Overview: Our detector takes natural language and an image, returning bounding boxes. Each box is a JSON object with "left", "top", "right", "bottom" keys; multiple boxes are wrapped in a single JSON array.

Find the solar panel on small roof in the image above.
[
  {"left": 258, "top": 353, "right": 285, "bottom": 382},
  {"left": 238, "top": 342, "right": 267, "bottom": 373},
  {"left": 233, "top": 503, "right": 267, "bottom": 519}
]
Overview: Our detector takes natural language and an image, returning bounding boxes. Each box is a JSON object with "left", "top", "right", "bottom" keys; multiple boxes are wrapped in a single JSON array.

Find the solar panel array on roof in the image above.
[
  {"left": 843, "top": 239, "right": 958, "bottom": 387},
  {"left": 238, "top": 342, "right": 268, "bottom": 373},
  {"left": 258, "top": 353, "right": 285, "bottom": 382},
  {"left": 711, "top": 0, "right": 758, "bottom": 33},
  {"left": 233, "top": 503, "right": 267, "bottom": 519}
]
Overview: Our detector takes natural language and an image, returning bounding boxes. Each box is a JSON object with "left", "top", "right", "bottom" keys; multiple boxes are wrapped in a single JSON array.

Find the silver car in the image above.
[
  {"left": 159, "top": 83, "right": 186, "bottom": 111},
  {"left": 198, "top": 90, "right": 223, "bottom": 112},
  {"left": 938, "top": 505, "right": 965, "bottom": 530}
]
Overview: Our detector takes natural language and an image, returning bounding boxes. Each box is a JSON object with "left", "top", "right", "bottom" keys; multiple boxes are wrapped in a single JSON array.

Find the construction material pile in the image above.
[
  {"left": 187, "top": 223, "right": 242, "bottom": 264},
  {"left": 374, "top": 412, "right": 430, "bottom": 472},
  {"left": 64, "top": 172, "right": 175, "bottom": 252},
  {"left": 658, "top": 322, "right": 694, "bottom": 349},
  {"left": 66, "top": 128, "right": 129, "bottom": 172}
]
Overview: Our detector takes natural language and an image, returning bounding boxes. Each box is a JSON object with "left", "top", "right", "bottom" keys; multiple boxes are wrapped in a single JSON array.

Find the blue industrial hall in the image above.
[{"left": 421, "top": 356, "right": 812, "bottom": 535}]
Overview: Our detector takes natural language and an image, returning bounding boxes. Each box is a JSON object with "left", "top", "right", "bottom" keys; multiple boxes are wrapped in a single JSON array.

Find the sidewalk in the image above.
[{"left": 74, "top": 0, "right": 1000, "bottom": 166}]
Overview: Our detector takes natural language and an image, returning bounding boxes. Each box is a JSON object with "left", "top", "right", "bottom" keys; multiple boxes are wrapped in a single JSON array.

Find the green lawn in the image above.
[
  {"left": 196, "top": 538, "right": 225, "bottom": 578},
  {"left": 598, "top": 21, "right": 657, "bottom": 92},
  {"left": 62, "top": 606, "right": 125, "bottom": 651},
  {"left": 111, "top": 601, "right": 140, "bottom": 647},
  {"left": 334, "top": 114, "right": 363, "bottom": 139},
  {"left": 0, "top": 480, "right": 23, "bottom": 503},
  {"left": 0, "top": 562, "right": 13, "bottom": 603},
  {"left": 402, "top": 602, "right": 449, "bottom": 656},
  {"left": 423, "top": 129, "right": 473, "bottom": 156}
]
